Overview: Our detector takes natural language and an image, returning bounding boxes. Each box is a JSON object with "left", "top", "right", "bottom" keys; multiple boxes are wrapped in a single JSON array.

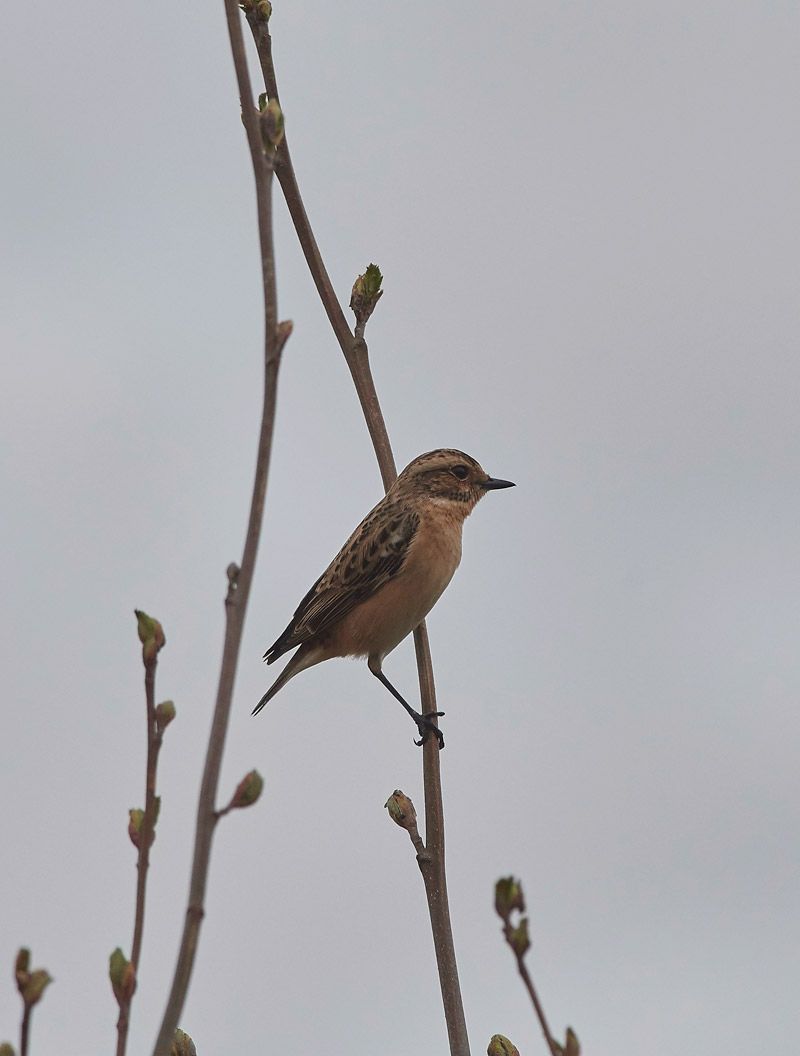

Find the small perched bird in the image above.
[{"left": 253, "top": 448, "right": 514, "bottom": 746}]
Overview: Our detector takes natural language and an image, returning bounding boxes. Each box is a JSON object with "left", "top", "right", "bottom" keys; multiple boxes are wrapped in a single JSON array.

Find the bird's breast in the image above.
[{"left": 329, "top": 509, "right": 465, "bottom": 661}]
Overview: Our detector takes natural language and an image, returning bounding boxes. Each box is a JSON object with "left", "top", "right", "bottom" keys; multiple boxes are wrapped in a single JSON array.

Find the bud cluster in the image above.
[{"left": 14, "top": 948, "right": 52, "bottom": 1010}]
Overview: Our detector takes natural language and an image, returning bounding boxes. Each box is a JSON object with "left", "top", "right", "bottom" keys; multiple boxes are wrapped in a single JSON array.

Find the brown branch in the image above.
[
  {"left": 244, "top": 13, "right": 469, "bottom": 1055},
  {"left": 116, "top": 648, "right": 164, "bottom": 1056},
  {"left": 151, "top": 2, "right": 287, "bottom": 1052},
  {"left": 495, "top": 878, "right": 565, "bottom": 1056},
  {"left": 507, "top": 941, "right": 559, "bottom": 1056},
  {"left": 20, "top": 1006, "right": 31, "bottom": 1056}
]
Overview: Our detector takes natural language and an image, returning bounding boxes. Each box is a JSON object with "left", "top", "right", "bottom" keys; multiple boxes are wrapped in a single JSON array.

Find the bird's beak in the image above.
[{"left": 482, "top": 476, "right": 515, "bottom": 490}]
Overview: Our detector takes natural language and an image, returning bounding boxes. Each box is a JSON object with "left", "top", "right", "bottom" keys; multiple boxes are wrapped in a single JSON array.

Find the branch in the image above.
[
  {"left": 495, "top": 878, "right": 579, "bottom": 1056},
  {"left": 115, "top": 613, "right": 169, "bottom": 1056},
  {"left": 244, "top": 14, "right": 469, "bottom": 1055},
  {"left": 151, "top": 1, "right": 288, "bottom": 1050}
]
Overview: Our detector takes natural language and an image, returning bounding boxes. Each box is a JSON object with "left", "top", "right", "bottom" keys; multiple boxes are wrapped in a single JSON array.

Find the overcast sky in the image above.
[{"left": 2, "top": 1, "right": 799, "bottom": 1054}]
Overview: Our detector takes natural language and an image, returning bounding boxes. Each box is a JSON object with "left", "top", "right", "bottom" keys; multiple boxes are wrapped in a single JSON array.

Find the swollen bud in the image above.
[
  {"left": 128, "top": 809, "right": 145, "bottom": 848},
  {"left": 564, "top": 1027, "right": 580, "bottom": 1056},
  {"left": 109, "top": 948, "right": 135, "bottom": 1005},
  {"left": 385, "top": 790, "right": 417, "bottom": 831},
  {"left": 508, "top": 917, "right": 530, "bottom": 957},
  {"left": 229, "top": 770, "right": 264, "bottom": 809},
  {"left": 259, "top": 98, "right": 284, "bottom": 151},
  {"left": 0, "top": 1042, "right": 16, "bottom": 1056},
  {"left": 14, "top": 949, "right": 52, "bottom": 1008},
  {"left": 276, "top": 320, "right": 293, "bottom": 356},
  {"left": 171, "top": 1029, "right": 197, "bottom": 1056},
  {"left": 156, "top": 700, "right": 176, "bottom": 733},
  {"left": 494, "top": 877, "right": 526, "bottom": 921},
  {"left": 134, "top": 610, "right": 166, "bottom": 662},
  {"left": 350, "top": 263, "right": 384, "bottom": 326},
  {"left": 255, "top": 0, "right": 272, "bottom": 20},
  {"left": 22, "top": 971, "right": 52, "bottom": 1008},
  {"left": 14, "top": 949, "right": 30, "bottom": 991},
  {"left": 487, "top": 1035, "right": 520, "bottom": 1056}
]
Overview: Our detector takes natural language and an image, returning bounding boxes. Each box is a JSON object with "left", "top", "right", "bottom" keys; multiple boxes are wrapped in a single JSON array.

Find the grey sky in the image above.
[{"left": 2, "top": 1, "right": 799, "bottom": 1053}]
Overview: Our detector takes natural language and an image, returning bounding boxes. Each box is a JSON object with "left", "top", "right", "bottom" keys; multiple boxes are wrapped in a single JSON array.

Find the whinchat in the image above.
[{"left": 253, "top": 449, "right": 515, "bottom": 746}]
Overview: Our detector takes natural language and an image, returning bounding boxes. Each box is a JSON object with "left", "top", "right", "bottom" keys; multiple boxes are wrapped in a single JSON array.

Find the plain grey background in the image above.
[{"left": 2, "top": 1, "right": 798, "bottom": 1053}]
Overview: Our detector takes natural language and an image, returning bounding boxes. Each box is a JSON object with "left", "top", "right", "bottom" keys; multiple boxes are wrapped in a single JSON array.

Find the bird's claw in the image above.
[{"left": 414, "top": 711, "right": 445, "bottom": 749}]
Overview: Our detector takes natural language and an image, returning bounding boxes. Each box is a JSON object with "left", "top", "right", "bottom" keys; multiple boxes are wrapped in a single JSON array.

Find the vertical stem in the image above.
[
  {"left": 116, "top": 658, "right": 161, "bottom": 1056},
  {"left": 243, "top": 19, "right": 470, "bottom": 1052},
  {"left": 20, "top": 1006, "right": 31, "bottom": 1056},
  {"left": 152, "top": 3, "right": 285, "bottom": 1052}
]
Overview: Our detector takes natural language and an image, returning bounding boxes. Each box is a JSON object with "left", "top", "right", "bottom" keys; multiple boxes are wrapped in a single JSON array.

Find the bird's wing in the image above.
[{"left": 264, "top": 501, "right": 420, "bottom": 663}]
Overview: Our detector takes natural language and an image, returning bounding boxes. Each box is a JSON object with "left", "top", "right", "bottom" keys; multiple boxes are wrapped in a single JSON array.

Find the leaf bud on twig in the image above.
[
  {"left": 171, "top": 1028, "right": 197, "bottom": 1056},
  {"left": 350, "top": 263, "right": 383, "bottom": 329},
  {"left": 14, "top": 949, "right": 29, "bottom": 991},
  {"left": 385, "top": 789, "right": 417, "bottom": 831},
  {"left": 494, "top": 876, "right": 525, "bottom": 921},
  {"left": 22, "top": 971, "right": 53, "bottom": 1008},
  {"left": 259, "top": 98, "right": 284, "bottom": 151},
  {"left": 229, "top": 769, "right": 264, "bottom": 810},
  {"left": 276, "top": 319, "right": 293, "bottom": 356},
  {"left": 507, "top": 917, "right": 530, "bottom": 957},
  {"left": 487, "top": 1035, "right": 520, "bottom": 1056},
  {"left": 14, "top": 949, "right": 53, "bottom": 1009},
  {"left": 109, "top": 948, "right": 135, "bottom": 1005},
  {"left": 156, "top": 700, "right": 176, "bottom": 733},
  {"left": 134, "top": 609, "right": 166, "bottom": 663},
  {"left": 0, "top": 1042, "right": 16, "bottom": 1056},
  {"left": 563, "top": 1027, "right": 580, "bottom": 1056},
  {"left": 128, "top": 809, "right": 145, "bottom": 848}
]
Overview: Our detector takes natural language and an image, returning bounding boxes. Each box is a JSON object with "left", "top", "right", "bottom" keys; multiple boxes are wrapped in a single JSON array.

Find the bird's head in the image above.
[{"left": 393, "top": 449, "right": 515, "bottom": 511}]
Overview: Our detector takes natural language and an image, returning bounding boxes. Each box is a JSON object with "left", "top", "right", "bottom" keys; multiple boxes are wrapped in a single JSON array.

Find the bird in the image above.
[{"left": 252, "top": 448, "right": 515, "bottom": 746}]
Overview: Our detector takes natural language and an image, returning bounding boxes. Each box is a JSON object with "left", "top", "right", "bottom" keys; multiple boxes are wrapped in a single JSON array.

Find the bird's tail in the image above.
[{"left": 252, "top": 643, "right": 324, "bottom": 716}]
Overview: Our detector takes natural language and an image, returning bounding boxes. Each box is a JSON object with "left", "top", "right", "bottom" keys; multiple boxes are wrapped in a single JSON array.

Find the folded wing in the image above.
[{"left": 264, "top": 502, "right": 420, "bottom": 664}]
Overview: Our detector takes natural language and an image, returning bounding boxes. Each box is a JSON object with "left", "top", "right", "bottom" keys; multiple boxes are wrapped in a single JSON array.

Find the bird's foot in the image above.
[{"left": 413, "top": 710, "right": 445, "bottom": 749}]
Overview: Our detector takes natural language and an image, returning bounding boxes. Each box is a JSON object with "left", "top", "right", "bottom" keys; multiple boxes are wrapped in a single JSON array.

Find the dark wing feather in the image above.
[{"left": 264, "top": 502, "right": 420, "bottom": 663}]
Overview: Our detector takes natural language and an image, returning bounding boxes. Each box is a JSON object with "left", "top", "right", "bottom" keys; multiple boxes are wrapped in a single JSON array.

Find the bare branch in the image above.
[
  {"left": 495, "top": 877, "right": 576, "bottom": 1056},
  {"left": 151, "top": 1, "right": 287, "bottom": 1050},
  {"left": 244, "top": 16, "right": 470, "bottom": 1055},
  {"left": 115, "top": 612, "right": 167, "bottom": 1056}
]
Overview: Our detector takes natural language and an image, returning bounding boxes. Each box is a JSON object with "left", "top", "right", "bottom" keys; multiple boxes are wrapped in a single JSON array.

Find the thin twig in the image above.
[
  {"left": 151, "top": 2, "right": 286, "bottom": 1051},
  {"left": 505, "top": 932, "right": 559, "bottom": 1056},
  {"left": 496, "top": 878, "right": 565, "bottom": 1056},
  {"left": 20, "top": 1006, "right": 31, "bottom": 1056},
  {"left": 116, "top": 655, "right": 163, "bottom": 1056},
  {"left": 244, "top": 14, "right": 470, "bottom": 1055}
]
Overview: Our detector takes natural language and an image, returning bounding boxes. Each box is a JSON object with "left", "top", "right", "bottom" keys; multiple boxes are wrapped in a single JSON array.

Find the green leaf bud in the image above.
[
  {"left": 21, "top": 970, "right": 52, "bottom": 1008},
  {"left": 350, "top": 263, "right": 384, "bottom": 324},
  {"left": 134, "top": 609, "right": 166, "bottom": 662},
  {"left": 487, "top": 1035, "right": 520, "bottom": 1056},
  {"left": 508, "top": 918, "right": 530, "bottom": 957},
  {"left": 564, "top": 1027, "right": 580, "bottom": 1056},
  {"left": 494, "top": 877, "right": 525, "bottom": 921},
  {"left": 385, "top": 790, "right": 417, "bottom": 831},
  {"left": 156, "top": 700, "right": 176, "bottom": 732},
  {"left": 259, "top": 98, "right": 284, "bottom": 150},
  {"left": 14, "top": 948, "right": 30, "bottom": 991},
  {"left": 229, "top": 770, "right": 264, "bottom": 809},
  {"left": 109, "top": 948, "right": 134, "bottom": 1004},
  {"left": 171, "top": 1028, "right": 198, "bottom": 1056}
]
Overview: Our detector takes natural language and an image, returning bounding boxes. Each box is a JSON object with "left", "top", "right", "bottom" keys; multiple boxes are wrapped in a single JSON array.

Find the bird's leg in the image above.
[{"left": 370, "top": 667, "right": 445, "bottom": 749}]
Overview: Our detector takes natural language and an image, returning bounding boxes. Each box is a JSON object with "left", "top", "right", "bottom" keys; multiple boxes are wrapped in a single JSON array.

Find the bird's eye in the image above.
[{"left": 452, "top": 465, "right": 469, "bottom": 480}]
